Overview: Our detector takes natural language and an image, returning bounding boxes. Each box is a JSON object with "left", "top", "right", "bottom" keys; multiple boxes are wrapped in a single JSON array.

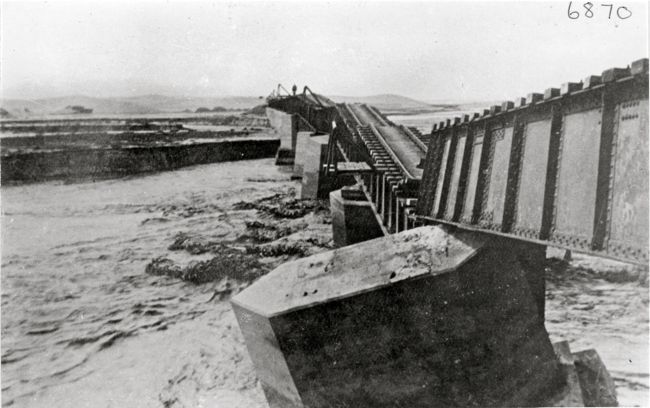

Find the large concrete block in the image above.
[
  {"left": 293, "top": 131, "right": 317, "bottom": 179},
  {"left": 267, "top": 108, "right": 299, "bottom": 165},
  {"left": 573, "top": 349, "right": 618, "bottom": 406},
  {"left": 232, "top": 226, "right": 563, "bottom": 407},
  {"left": 275, "top": 147, "right": 295, "bottom": 165},
  {"left": 548, "top": 341, "right": 585, "bottom": 407},
  {"left": 330, "top": 185, "right": 384, "bottom": 248},
  {"left": 300, "top": 135, "right": 329, "bottom": 199},
  {"left": 266, "top": 108, "right": 299, "bottom": 150}
]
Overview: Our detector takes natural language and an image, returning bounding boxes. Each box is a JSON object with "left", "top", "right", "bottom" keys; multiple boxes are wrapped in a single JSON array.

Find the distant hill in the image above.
[
  {"left": 329, "top": 94, "right": 455, "bottom": 113},
  {"left": 427, "top": 100, "right": 502, "bottom": 111},
  {"left": 0, "top": 95, "right": 156, "bottom": 117},
  {"left": 119, "top": 95, "right": 262, "bottom": 112},
  {"left": 0, "top": 95, "right": 263, "bottom": 118},
  {"left": 0, "top": 93, "right": 492, "bottom": 118}
]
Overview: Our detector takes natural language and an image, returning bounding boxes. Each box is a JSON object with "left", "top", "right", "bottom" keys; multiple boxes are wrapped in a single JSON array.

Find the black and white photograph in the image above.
[{"left": 1, "top": 1, "right": 648, "bottom": 407}]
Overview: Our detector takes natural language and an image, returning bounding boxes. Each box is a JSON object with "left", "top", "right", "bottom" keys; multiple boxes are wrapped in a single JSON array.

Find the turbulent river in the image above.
[{"left": 1, "top": 158, "right": 648, "bottom": 407}]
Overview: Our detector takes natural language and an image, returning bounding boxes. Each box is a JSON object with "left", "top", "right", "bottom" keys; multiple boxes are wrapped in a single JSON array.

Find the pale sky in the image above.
[{"left": 1, "top": 0, "right": 647, "bottom": 101}]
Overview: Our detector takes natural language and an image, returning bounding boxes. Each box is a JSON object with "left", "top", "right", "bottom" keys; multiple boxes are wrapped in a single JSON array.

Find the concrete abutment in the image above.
[
  {"left": 267, "top": 107, "right": 299, "bottom": 165},
  {"left": 329, "top": 185, "right": 385, "bottom": 248},
  {"left": 232, "top": 226, "right": 581, "bottom": 407}
]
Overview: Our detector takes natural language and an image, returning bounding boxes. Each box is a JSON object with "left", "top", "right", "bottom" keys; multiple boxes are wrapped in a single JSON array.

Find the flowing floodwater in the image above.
[
  {"left": 1, "top": 159, "right": 297, "bottom": 407},
  {"left": 1, "top": 158, "right": 648, "bottom": 407}
]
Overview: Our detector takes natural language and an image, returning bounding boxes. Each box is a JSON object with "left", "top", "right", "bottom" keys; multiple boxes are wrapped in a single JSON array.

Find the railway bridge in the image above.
[
  {"left": 268, "top": 58, "right": 648, "bottom": 266},
  {"left": 233, "top": 58, "right": 648, "bottom": 407}
]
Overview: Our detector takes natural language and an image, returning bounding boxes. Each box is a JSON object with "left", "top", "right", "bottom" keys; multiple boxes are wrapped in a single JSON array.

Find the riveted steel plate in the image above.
[
  {"left": 416, "top": 136, "right": 444, "bottom": 216},
  {"left": 607, "top": 99, "right": 649, "bottom": 262},
  {"left": 444, "top": 131, "right": 468, "bottom": 220},
  {"left": 461, "top": 131, "right": 484, "bottom": 223},
  {"left": 551, "top": 108, "right": 602, "bottom": 249},
  {"left": 512, "top": 119, "right": 552, "bottom": 239},
  {"left": 432, "top": 136, "right": 452, "bottom": 217},
  {"left": 479, "top": 127, "right": 513, "bottom": 231}
]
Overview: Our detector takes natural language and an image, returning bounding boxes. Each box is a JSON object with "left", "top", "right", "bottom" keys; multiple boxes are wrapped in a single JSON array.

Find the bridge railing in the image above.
[{"left": 415, "top": 58, "right": 649, "bottom": 265}]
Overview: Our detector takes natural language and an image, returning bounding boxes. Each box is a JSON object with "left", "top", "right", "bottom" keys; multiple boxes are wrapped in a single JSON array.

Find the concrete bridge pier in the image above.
[
  {"left": 266, "top": 107, "right": 299, "bottom": 165},
  {"left": 299, "top": 134, "right": 330, "bottom": 199},
  {"left": 512, "top": 239, "right": 547, "bottom": 320},
  {"left": 295, "top": 132, "right": 359, "bottom": 200},
  {"left": 329, "top": 184, "right": 385, "bottom": 248},
  {"left": 292, "top": 131, "right": 316, "bottom": 179},
  {"left": 479, "top": 230, "right": 547, "bottom": 320},
  {"left": 232, "top": 226, "right": 574, "bottom": 408}
]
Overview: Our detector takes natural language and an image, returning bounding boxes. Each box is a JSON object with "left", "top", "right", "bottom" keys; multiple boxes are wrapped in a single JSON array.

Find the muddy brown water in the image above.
[{"left": 1, "top": 158, "right": 647, "bottom": 407}]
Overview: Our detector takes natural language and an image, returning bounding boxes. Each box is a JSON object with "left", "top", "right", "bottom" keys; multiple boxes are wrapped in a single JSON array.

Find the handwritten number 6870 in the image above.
[{"left": 567, "top": 2, "right": 632, "bottom": 19}]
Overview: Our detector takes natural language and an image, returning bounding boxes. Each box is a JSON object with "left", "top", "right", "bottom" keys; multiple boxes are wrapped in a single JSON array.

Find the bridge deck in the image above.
[
  {"left": 347, "top": 104, "right": 386, "bottom": 127},
  {"left": 347, "top": 103, "right": 425, "bottom": 180},
  {"left": 375, "top": 125, "right": 424, "bottom": 179}
]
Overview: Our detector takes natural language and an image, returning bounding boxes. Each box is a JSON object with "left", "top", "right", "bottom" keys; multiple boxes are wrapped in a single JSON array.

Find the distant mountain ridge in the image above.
[
  {"left": 0, "top": 93, "right": 481, "bottom": 118},
  {"left": 329, "top": 94, "right": 449, "bottom": 113},
  {"left": 0, "top": 95, "right": 264, "bottom": 117}
]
